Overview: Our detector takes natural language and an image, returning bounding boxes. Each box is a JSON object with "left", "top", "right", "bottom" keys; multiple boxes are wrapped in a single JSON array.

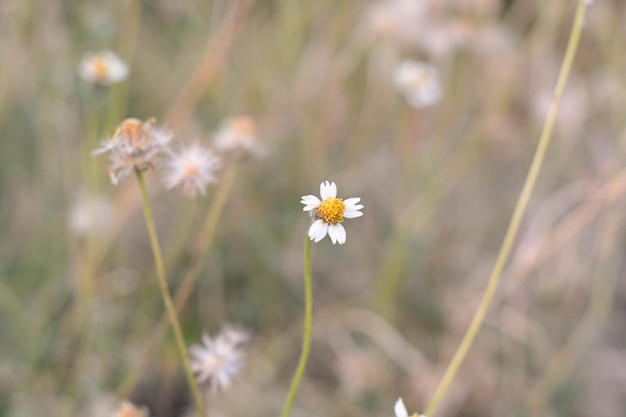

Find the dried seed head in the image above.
[{"left": 93, "top": 118, "right": 173, "bottom": 185}]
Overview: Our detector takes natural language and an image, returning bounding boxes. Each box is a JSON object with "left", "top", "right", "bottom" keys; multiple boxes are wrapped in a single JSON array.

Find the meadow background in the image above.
[{"left": 2, "top": 1, "right": 626, "bottom": 416}]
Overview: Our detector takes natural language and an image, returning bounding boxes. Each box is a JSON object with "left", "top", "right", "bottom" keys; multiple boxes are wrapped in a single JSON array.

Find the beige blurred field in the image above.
[{"left": 1, "top": 1, "right": 626, "bottom": 416}]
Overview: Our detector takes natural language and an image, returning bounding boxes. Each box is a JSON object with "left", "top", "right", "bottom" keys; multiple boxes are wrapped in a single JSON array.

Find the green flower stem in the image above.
[
  {"left": 135, "top": 170, "right": 207, "bottom": 417},
  {"left": 281, "top": 237, "right": 313, "bottom": 417},
  {"left": 424, "top": 2, "right": 588, "bottom": 416},
  {"left": 117, "top": 165, "right": 237, "bottom": 398}
]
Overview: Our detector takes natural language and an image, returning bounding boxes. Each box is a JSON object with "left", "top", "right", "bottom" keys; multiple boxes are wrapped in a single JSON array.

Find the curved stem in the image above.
[
  {"left": 117, "top": 165, "right": 237, "bottom": 398},
  {"left": 424, "top": 2, "right": 588, "bottom": 416},
  {"left": 281, "top": 237, "right": 313, "bottom": 417},
  {"left": 135, "top": 170, "right": 207, "bottom": 417}
]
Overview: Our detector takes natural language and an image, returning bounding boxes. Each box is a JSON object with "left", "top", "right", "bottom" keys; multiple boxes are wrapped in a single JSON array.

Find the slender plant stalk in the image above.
[
  {"left": 117, "top": 165, "right": 238, "bottom": 398},
  {"left": 281, "top": 237, "right": 313, "bottom": 417},
  {"left": 424, "top": 2, "right": 588, "bottom": 415},
  {"left": 135, "top": 170, "right": 207, "bottom": 417}
]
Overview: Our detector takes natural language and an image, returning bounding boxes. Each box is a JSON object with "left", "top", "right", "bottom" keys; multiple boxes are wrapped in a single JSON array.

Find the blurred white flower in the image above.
[
  {"left": 163, "top": 144, "right": 220, "bottom": 198},
  {"left": 213, "top": 116, "right": 263, "bottom": 161},
  {"left": 93, "top": 118, "right": 173, "bottom": 185},
  {"left": 78, "top": 51, "right": 128, "bottom": 87},
  {"left": 395, "top": 398, "right": 426, "bottom": 417},
  {"left": 393, "top": 59, "right": 442, "bottom": 108},
  {"left": 111, "top": 400, "right": 148, "bottom": 417},
  {"left": 189, "top": 326, "right": 248, "bottom": 392},
  {"left": 68, "top": 194, "right": 115, "bottom": 237},
  {"left": 300, "top": 181, "right": 363, "bottom": 245}
]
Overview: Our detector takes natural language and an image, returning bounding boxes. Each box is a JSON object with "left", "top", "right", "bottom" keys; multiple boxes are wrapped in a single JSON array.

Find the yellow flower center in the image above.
[
  {"left": 93, "top": 57, "right": 109, "bottom": 81},
  {"left": 316, "top": 198, "right": 345, "bottom": 224}
]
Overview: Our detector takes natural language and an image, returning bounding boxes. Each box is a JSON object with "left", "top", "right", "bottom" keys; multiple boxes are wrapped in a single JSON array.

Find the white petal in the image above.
[
  {"left": 300, "top": 195, "right": 321, "bottom": 205},
  {"left": 320, "top": 181, "right": 331, "bottom": 199},
  {"left": 344, "top": 203, "right": 364, "bottom": 212},
  {"left": 395, "top": 398, "right": 409, "bottom": 417},
  {"left": 328, "top": 223, "right": 346, "bottom": 244},
  {"left": 314, "top": 223, "right": 329, "bottom": 242},
  {"left": 343, "top": 210, "right": 363, "bottom": 219},
  {"left": 308, "top": 219, "right": 328, "bottom": 242},
  {"left": 308, "top": 219, "right": 324, "bottom": 238},
  {"left": 320, "top": 180, "right": 338, "bottom": 199},
  {"left": 328, "top": 181, "right": 337, "bottom": 198},
  {"left": 301, "top": 195, "right": 321, "bottom": 210},
  {"left": 327, "top": 224, "right": 339, "bottom": 244},
  {"left": 343, "top": 197, "right": 361, "bottom": 206}
]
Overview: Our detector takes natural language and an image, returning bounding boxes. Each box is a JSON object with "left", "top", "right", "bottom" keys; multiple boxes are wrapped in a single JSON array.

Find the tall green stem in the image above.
[
  {"left": 281, "top": 237, "right": 313, "bottom": 417},
  {"left": 424, "top": 2, "right": 588, "bottom": 415},
  {"left": 135, "top": 170, "right": 207, "bottom": 417},
  {"left": 117, "top": 165, "right": 237, "bottom": 398}
]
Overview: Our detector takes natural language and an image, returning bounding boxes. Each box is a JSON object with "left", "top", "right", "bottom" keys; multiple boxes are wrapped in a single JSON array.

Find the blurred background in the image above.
[{"left": 1, "top": 0, "right": 626, "bottom": 416}]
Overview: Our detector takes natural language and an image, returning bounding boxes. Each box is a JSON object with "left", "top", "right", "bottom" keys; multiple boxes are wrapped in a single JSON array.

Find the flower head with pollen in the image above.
[
  {"left": 301, "top": 181, "right": 363, "bottom": 245},
  {"left": 93, "top": 117, "right": 173, "bottom": 185},
  {"left": 395, "top": 398, "right": 427, "bottom": 417},
  {"left": 163, "top": 144, "right": 221, "bottom": 198},
  {"left": 78, "top": 51, "right": 129, "bottom": 87}
]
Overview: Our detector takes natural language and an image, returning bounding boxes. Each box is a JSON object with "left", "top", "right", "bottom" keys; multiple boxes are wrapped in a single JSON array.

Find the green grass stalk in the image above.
[
  {"left": 135, "top": 169, "right": 207, "bottom": 417},
  {"left": 117, "top": 165, "right": 237, "bottom": 398},
  {"left": 424, "top": 2, "right": 589, "bottom": 415}
]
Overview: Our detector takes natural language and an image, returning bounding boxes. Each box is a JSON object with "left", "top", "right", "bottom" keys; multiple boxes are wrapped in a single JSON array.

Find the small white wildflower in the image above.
[
  {"left": 395, "top": 398, "right": 427, "bottom": 417},
  {"left": 189, "top": 326, "right": 248, "bottom": 393},
  {"left": 393, "top": 59, "right": 442, "bottom": 108},
  {"left": 213, "top": 116, "right": 262, "bottom": 161},
  {"left": 300, "top": 181, "right": 363, "bottom": 245},
  {"left": 111, "top": 400, "right": 148, "bottom": 417},
  {"left": 163, "top": 144, "right": 220, "bottom": 198},
  {"left": 93, "top": 118, "right": 173, "bottom": 185},
  {"left": 78, "top": 51, "right": 129, "bottom": 87}
]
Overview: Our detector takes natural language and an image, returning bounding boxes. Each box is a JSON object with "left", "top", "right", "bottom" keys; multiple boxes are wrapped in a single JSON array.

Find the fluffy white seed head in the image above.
[{"left": 163, "top": 144, "right": 221, "bottom": 198}]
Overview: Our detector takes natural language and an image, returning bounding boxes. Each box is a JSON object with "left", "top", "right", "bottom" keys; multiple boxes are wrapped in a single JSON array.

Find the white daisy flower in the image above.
[
  {"left": 163, "top": 144, "right": 220, "bottom": 198},
  {"left": 189, "top": 326, "right": 248, "bottom": 393},
  {"left": 78, "top": 51, "right": 129, "bottom": 87},
  {"left": 393, "top": 59, "right": 442, "bottom": 108},
  {"left": 93, "top": 118, "right": 173, "bottom": 185},
  {"left": 213, "top": 116, "right": 263, "bottom": 161},
  {"left": 300, "top": 181, "right": 364, "bottom": 245},
  {"left": 395, "top": 398, "right": 427, "bottom": 417}
]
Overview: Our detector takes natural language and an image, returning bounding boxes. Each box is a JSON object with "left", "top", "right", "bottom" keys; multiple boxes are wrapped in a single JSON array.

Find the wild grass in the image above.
[{"left": 1, "top": 1, "right": 626, "bottom": 417}]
